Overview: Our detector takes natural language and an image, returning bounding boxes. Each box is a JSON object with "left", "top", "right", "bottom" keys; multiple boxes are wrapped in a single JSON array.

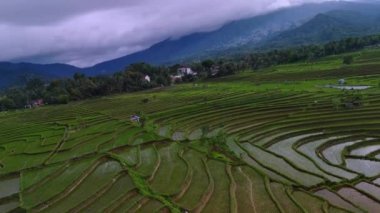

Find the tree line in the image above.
[{"left": 1, "top": 33, "right": 380, "bottom": 111}]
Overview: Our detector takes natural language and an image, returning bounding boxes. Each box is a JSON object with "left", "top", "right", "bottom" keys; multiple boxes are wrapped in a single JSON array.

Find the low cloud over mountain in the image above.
[{"left": 0, "top": 0, "right": 326, "bottom": 67}]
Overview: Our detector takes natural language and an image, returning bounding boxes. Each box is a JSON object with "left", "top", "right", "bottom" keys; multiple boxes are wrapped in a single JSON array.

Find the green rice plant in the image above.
[
  {"left": 241, "top": 143, "right": 324, "bottom": 187},
  {"left": 37, "top": 160, "right": 123, "bottom": 212},
  {"left": 149, "top": 143, "right": 187, "bottom": 196},
  {"left": 314, "top": 188, "right": 364, "bottom": 213},
  {"left": 202, "top": 160, "right": 230, "bottom": 213},
  {"left": 175, "top": 150, "right": 209, "bottom": 210},
  {"left": 338, "top": 187, "right": 380, "bottom": 212},
  {"left": 263, "top": 178, "right": 286, "bottom": 213},
  {"left": 72, "top": 174, "right": 136, "bottom": 212},
  {"left": 21, "top": 157, "right": 99, "bottom": 210}
]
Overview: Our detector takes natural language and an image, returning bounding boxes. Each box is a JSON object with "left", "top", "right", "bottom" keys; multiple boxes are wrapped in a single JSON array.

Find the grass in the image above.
[{"left": 1, "top": 47, "right": 380, "bottom": 212}]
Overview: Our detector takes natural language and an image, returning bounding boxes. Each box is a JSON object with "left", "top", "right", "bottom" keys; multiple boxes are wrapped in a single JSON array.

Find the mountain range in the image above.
[{"left": 1, "top": 1, "right": 380, "bottom": 89}]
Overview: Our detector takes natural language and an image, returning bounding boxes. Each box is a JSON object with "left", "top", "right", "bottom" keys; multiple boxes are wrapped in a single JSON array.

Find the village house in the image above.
[
  {"left": 210, "top": 65, "right": 220, "bottom": 77},
  {"left": 170, "top": 66, "right": 197, "bottom": 83},
  {"left": 177, "top": 67, "right": 197, "bottom": 77},
  {"left": 170, "top": 75, "right": 182, "bottom": 83},
  {"left": 25, "top": 99, "right": 44, "bottom": 109},
  {"left": 32, "top": 99, "right": 44, "bottom": 107},
  {"left": 144, "top": 75, "right": 151, "bottom": 83}
]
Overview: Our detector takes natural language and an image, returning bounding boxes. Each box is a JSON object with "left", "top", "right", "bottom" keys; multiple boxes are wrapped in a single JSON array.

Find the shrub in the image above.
[
  {"left": 57, "top": 95, "right": 69, "bottom": 104},
  {"left": 343, "top": 55, "right": 354, "bottom": 65},
  {"left": 141, "top": 98, "right": 149, "bottom": 104},
  {"left": 45, "top": 94, "right": 69, "bottom": 104},
  {"left": 0, "top": 98, "right": 16, "bottom": 110},
  {"left": 336, "top": 90, "right": 363, "bottom": 109}
]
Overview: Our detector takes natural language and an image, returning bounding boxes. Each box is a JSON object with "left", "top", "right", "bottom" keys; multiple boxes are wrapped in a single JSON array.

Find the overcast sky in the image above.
[{"left": 0, "top": 0, "right": 331, "bottom": 67}]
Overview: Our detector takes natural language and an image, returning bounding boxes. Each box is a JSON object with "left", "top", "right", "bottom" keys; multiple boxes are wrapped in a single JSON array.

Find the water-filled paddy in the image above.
[{"left": 325, "top": 85, "right": 371, "bottom": 90}]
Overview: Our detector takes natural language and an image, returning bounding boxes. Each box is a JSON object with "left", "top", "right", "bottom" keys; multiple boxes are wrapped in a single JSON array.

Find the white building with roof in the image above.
[
  {"left": 144, "top": 75, "right": 151, "bottom": 83},
  {"left": 177, "top": 67, "right": 197, "bottom": 77}
]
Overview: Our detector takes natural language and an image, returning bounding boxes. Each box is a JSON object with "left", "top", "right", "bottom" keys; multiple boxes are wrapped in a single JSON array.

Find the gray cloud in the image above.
[{"left": 0, "top": 0, "right": 329, "bottom": 67}]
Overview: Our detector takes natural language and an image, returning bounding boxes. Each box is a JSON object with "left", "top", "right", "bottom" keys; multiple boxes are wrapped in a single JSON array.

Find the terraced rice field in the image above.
[{"left": 1, "top": 49, "right": 380, "bottom": 212}]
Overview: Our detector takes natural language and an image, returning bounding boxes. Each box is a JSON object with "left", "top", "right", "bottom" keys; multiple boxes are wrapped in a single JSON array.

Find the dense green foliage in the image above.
[
  {"left": 1, "top": 34, "right": 380, "bottom": 111},
  {"left": 241, "top": 34, "right": 380, "bottom": 69}
]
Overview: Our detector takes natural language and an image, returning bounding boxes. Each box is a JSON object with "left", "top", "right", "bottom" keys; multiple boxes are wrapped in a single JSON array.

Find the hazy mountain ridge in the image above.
[
  {"left": 83, "top": 2, "right": 344, "bottom": 74},
  {"left": 266, "top": 9, "right": 380, "bottom": 47},
  {"left": 0, "top": 62, "right": 79, "bottom": 89},
  {"left": 2, "top": 1, "right": 380, "bottom": 88},
  {"left": 78, "top": 1, "right": 380, "bottom": 74}
]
